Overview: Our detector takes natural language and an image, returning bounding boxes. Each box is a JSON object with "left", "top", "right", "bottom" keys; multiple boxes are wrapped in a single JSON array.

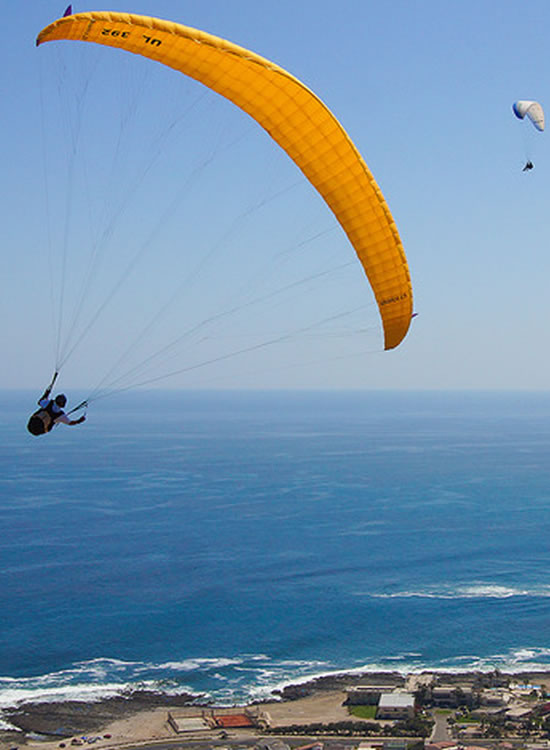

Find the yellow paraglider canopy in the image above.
[{"left": 37, "top": 11, "right": 413, "bottom": 350}]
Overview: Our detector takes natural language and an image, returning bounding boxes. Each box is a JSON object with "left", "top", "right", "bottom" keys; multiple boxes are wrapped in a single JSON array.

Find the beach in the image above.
[{"left": 4, "top": 670, "right": 550, "bottom": 750}]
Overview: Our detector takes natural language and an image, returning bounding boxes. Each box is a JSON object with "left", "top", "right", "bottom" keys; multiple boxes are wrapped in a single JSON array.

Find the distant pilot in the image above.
[
  {"left": 523, "top": 160, "right": 534, "bottom": 172},
  {"left": 27, "top": 381, "right": 86, "bottom": 436}
]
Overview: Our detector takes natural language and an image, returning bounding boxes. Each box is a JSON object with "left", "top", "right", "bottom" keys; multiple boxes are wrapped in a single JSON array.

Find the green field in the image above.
[{"left": 349, "top": 705, "right": 378, "bottom": 720}]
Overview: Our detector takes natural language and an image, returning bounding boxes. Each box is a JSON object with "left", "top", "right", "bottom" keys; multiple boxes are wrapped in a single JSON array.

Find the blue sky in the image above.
[{"left": 3, "top": 1, "right": 550, "bottom": 392}]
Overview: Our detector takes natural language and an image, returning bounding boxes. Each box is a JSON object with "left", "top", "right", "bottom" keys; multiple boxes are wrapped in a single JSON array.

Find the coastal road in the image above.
[
  {"left": 126, "top": 739, "right": 359, "bottom": 750},
  {"left": 120, "top": 741, "right": 255, "bottom": 750}
]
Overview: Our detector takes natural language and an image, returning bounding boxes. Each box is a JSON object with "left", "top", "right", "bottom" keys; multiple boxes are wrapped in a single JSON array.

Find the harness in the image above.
[{"left": 27, "top": 400, "right": 64, "bottom": 435}]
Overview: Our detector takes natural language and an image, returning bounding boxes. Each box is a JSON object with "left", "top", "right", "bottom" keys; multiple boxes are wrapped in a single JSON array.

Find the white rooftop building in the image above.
[{"left": 376, "top": 693, "right": 415, "bottom": 720}]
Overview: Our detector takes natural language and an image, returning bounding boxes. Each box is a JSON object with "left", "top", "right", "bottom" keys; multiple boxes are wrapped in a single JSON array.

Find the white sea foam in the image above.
[
  {"left": 361, "top": 582, "right": 550, "bottom": 600},
  {"left": 4, "top": 647, "right": 550, "bottom": 710},
  {"left": 156, "top": 657, "right": 243, "bottom": 672},
  {"left": 0, "top": 681, "right": 134, "bottom": 710},
  {"left": 0, "top": 717, "right": 21, "bottom": 732},
  {"left": 0, "top": 659, "right": 187, "bottom": 709}
]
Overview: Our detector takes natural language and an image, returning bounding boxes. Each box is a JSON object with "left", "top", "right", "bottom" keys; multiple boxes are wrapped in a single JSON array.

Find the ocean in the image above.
[{"left": 2, "top": 390, "right": 550, "bottom": 717}]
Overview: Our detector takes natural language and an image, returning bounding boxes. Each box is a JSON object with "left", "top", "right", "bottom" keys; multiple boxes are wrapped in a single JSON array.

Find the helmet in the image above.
[{"left": 55, "top": 394, "right": 67, "bottom": 408}]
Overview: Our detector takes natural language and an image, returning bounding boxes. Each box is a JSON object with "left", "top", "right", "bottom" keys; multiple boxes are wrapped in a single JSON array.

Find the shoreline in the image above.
[{"left": 3, "top": 669, "right": 550, "bottom": 746}]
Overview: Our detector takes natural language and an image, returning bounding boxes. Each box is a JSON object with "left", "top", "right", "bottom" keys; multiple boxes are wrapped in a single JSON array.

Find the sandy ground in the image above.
[
  {"left": 1, "top": 690, "right": 354, "bottom": 750},
  {"left": 101, "top": 690, "right": 352, "bottom": 738},
  {"left": 261, "top": 690, "right": 351, "bottom": 726}
]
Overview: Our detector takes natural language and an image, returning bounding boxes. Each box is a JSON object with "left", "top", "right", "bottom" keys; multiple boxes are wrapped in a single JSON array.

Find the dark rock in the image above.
[{"left": 3, "top": 690, "right": 198, "bottom": 738}]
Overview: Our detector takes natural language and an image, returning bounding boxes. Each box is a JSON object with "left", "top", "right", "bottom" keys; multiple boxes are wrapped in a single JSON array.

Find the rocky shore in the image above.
[
  {"left": 2, "top": 690, "right": 197, "bottom": 740},
  {"left": 2, "top": 670, "right": 549, "bottom": 746}
]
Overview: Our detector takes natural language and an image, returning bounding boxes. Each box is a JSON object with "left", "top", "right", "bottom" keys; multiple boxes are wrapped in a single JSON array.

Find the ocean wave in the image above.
[
  {"left": 4, "top": 648, "right": 550, "bottom": 710},
  {"left": 0, "top": 655, "right": 330, "bottom": 710},
  {"left": 0, "top": 679, "right": 145, "bottom": 710},
  {"left": 362, "top": 583, "right": 550, "bottom": 600},
  {"left": 0, "top": 659, "right": 185, "bottom": 710},
  {"left": 152, "top": 657, "right": 244, "bottom": 672},
  {"left": 0, "top": 717, "right": 20, "bottom": 732}
]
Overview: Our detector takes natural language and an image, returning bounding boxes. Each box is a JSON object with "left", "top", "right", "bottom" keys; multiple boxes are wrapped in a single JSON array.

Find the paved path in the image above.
[{"left": 430, "top": 711, "right": 453, "bottom": 743}]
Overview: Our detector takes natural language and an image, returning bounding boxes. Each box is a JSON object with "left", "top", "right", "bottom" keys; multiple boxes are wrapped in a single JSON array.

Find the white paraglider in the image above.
[{"left": 513, "top": 100, "right": 544, "bottom": 171}]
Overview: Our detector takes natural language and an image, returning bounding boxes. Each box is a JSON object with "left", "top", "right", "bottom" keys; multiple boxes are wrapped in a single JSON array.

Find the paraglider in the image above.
[
  {"left": 513, "top": 100, "right": 544, "bottom": 171},
  {"left": 36, "top": 11, "right": 413, "bottom": 352},
  {"left": 27, "top": 372, "right": 87, "bottom": 436},
  {"left": 27, "top": 372, "right": 86, "bottom": 435}
]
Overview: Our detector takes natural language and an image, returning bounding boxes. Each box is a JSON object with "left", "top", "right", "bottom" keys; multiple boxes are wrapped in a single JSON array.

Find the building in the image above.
[
  {"left": 503, "top": 706, "right": 534, "bottom": 722},
  {"left": 480, "top": 688, "right": 511, "bottom": 707},
  {"left": 376, "top": 693, "right": 415, "bottom": 720},
  {"left": 432, "top": 685, "right": 475, "bottom": 708},
  {"left": 168, "top": 713, "right": 211, "bottom": 733},
  {"left": 256, "top": 741, "right": 291, "bottom": 750},
  {"left": 347, "top": 686, "right": 394, "bottom": 706}
]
